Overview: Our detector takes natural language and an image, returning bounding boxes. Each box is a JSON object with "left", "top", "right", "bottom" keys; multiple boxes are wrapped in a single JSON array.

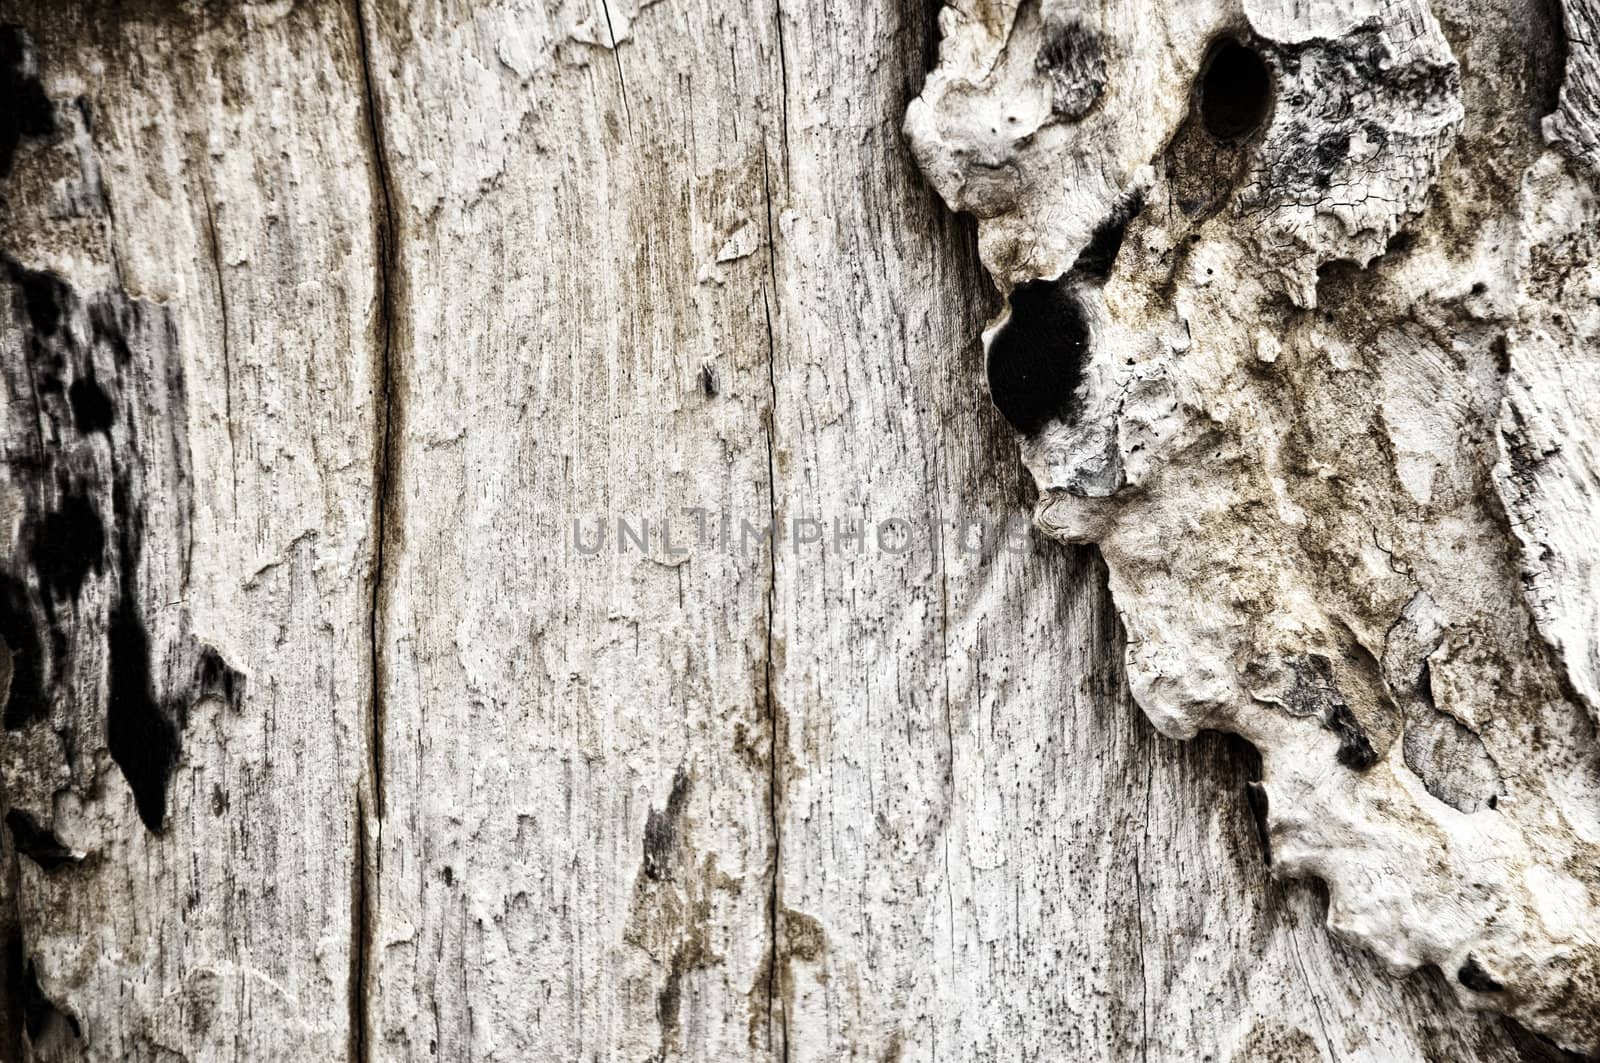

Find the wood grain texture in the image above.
[
  {"left": 0, "top": 0, "right": 1579, "bottom": 1060},
  {"left": 907, "top": 0, "right": 1600, "bottom": 1051},
  {"left": 355, "top": 1, "right": 782, "bottom": 1058},
  {"left": 0, "top": 3, "right": 379, "bottom": 1059}
]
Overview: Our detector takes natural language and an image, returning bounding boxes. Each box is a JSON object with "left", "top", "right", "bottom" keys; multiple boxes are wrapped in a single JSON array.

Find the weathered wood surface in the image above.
[
  {"left": 0, "top": 3, "right": 378, "bottom": 1060},
  {"left": 908, "top": 0, "right": 1600, "bottom": 1052},
  {"left": 0, "top": 0, "right": 1582, "bottom": 1060}
]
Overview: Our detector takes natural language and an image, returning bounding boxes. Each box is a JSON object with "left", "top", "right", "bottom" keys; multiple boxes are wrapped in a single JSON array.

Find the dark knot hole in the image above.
[
  {"left": 1199, "top": 39, "right": 1271, "bottom": 141},
  {"left": 986, "top": 278, "right": 1089, "bottom": 437}
]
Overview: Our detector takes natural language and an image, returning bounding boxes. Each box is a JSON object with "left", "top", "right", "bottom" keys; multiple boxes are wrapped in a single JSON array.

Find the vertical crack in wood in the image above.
[
  {"left": 350, "top": 0, "right": 398, "bottom": 1057},
  {"left": 198, "top": 182, "right": 239, "bottom": 515},
  {"left": 349, "top": 792, "right": 371, "bottom": 1063},
  {"left": 758, "top": 144, "right": 789, "bottom": 1063},
  {"left": 352, "top": 0, "right": 396, "bottom": 826},
  {"left": 773, "top": 0, "right": 791, "bottom": 187},
  {"left": 598, "top": 0, "right": 632, "bottom": 131}
]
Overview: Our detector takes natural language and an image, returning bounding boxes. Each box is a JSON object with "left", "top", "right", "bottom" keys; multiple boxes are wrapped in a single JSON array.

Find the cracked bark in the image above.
[{"left": 0, "top": 0, "right": 1595, "bottom": 1061}]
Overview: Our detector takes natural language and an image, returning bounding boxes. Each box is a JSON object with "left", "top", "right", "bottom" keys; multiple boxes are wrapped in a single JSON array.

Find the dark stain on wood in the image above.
[
  {"left": 1328, "top": 703, "right": 1378, "bottom": 770},
  {"left": 643, "top": 767, "right": 691, "bottom": 882},
  {"left": 1459, "top": 954, "right": 1506, "bottom": 993},
  {"left": 1071, "top": 189, "right": 1144, "bottom": 282},
  {"left": 1036, "top": 16, "right": 1106, "bottom": 120},
  {"left": 3, "top": 809, "right": 79, "bottom": 871},
  {"left": 0, "top": 25, "right": 54, "bottom": 180},
  {"left": 1244, "top": 781, "right": 1272, "bottom": 866},
  {"left": 0, "top": 33, "right": 242, "bottom": 834}
]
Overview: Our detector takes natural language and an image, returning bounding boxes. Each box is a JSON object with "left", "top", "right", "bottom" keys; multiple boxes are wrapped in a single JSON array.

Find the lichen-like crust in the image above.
[{"left": 908, "top": 0, "right": 1600, "bottom": 1050}]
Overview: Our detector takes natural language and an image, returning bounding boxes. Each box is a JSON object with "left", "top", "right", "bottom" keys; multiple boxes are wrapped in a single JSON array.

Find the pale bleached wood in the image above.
[
  {"left": 0, "top": 3, "right": 379, "bottom": 1060},
  {"left": 355, "top": 2, "right": 782, "bottom": 1058},
  {"left": 0, "top": 0, "right": 1586, "bottom": 1061},
  {"left": 766, "top": 4, "right": 1546, "bottom": 1060}
]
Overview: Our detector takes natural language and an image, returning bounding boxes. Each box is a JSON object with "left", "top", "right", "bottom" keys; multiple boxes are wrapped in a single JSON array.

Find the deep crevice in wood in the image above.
[
  {"left": 758, "top": 143, "right": 789, "bottom": 1063},
  {"left": 349, "top": 792, "right": 372, "bottom": 1063},
  {"left": 350, "top": 0, "right": 398, "bottom": 1057}
]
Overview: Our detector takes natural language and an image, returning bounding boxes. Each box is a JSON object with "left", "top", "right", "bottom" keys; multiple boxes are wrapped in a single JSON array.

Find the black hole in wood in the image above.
[
  {"left": 986, "top": 278, "right": 1089, "bottom": 437},
  {"left": 69, "top": 376, "right": 114, "bottom": 434},
  {"left": 0, "top": 26, "right": 56, "bottom": 181},
  {"left": 1457, "top": 955, "right": 1505, "bottom": 993},
  {"left": 1199, "top": 39, "right": 1271, "bottom": 141},
  {"left": 4, "top": 810, "right": 78, "bottom": 871}
]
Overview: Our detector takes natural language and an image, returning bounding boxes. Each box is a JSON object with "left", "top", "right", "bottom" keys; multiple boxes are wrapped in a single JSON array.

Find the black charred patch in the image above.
[
  {"left": 0, "top": 574, "right": 46, "bottom": 729},
  {"left": 68, "top": 375, "right": 113, "bottom": 433},
  {"left": 1385, "top": 230, "right": 1418, "bottom": 258},
  {"left": 87, "top": 300, "right": 131, "bottom": 365},
  {"left": 986, "top": 277, "right": 1090, "bottom": 437},
  {"left": 643, "top": 767, "right": 690, "bottom": 882},
  {"left": 21, "top": 960, "right": 80, "bottom": 1043},
  {"left": 1280, "top": 653, "right": 1341, "bottom": 717},
  {"left": 28, "top": 487, "right": 104, "bottom": 605},
  {"left": 1327, "top": 703, "right": 1378, "bottom": 770},
  {"left": 107, "top": 590, "right": 179, "bottom": 833},
  {"left": 0, "top": 26, "right": 55, "bottom": 180},
  {"left": 1249, "top": 28, "right": 1456, "bottom": 215},
  {"left": 1036, "top": 18, "right": 1107, "bottom": 120},
  {"left": 107, "top": 480, "right": 179, "bottom": 834},
  {"left": 195, "top": 644, "right": 244, "bottom": 709},
  {"left": 1458, "top": 955, "right": 1505, "bottom": 993},
  {"left": 10, "top": 261, "right": 65, "bottom": 338},
  {"left": 1262, "top": 118, "right": 1350, "bottom": 195},
  {"left": 1199, "top": 39, "right": 1272, "bottom": 141},
  {"left": 4, "top": 809, "right": 79, "bottom": 871},
  {"left": 1071, "top": 190, "right": 1145, "bottom": 281},
  {"left": 1313, "top": 130, "right": 1352, "bottom": 180}
]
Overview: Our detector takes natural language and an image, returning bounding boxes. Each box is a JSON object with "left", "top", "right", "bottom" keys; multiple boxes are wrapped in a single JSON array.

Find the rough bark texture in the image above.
[
  {"left": 0, "top": 0, "right": 1594, "bottom": 1061},
  {"left": 909, "top": 0, "right": 1600, "bottom": 1054}
]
